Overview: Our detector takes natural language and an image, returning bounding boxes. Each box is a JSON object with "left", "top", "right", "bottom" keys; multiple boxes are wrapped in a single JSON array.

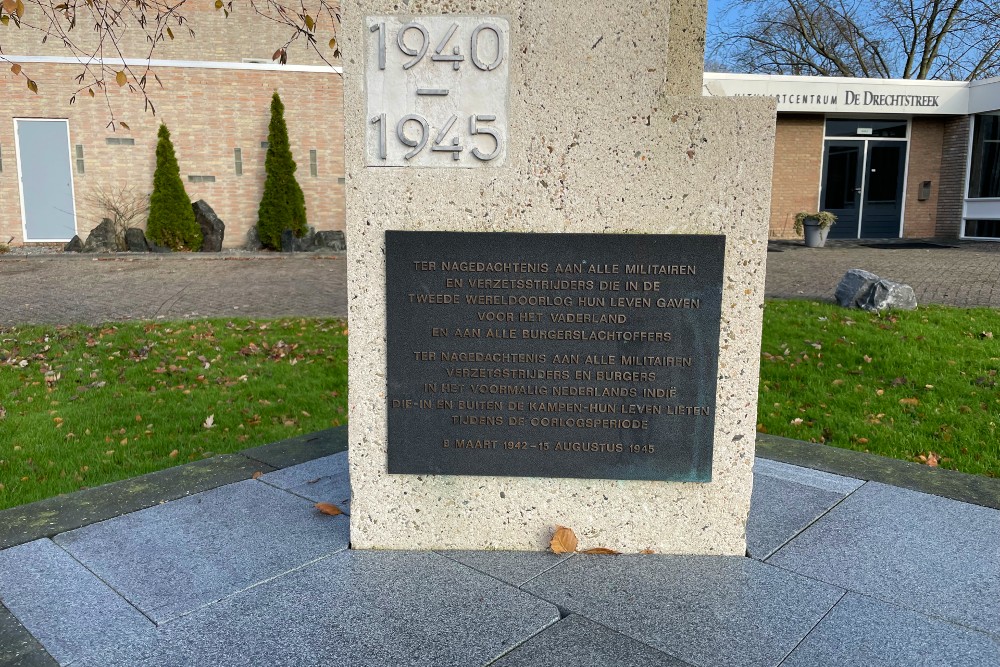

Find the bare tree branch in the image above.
[{"left": 710, "top": 0, "right": 1000, "bottom": 80}]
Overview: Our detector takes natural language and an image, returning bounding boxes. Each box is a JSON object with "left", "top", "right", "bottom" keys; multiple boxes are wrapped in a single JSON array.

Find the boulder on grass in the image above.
[
  {"left": 82, "top": 218, "right": 118, "bottom": 253},
  {"left": 835, "top": 269, "right": 880, "bottom": 308},
  {"left": 124, "top": 228, "right": 150, "bottom": 252},
  {"left": 64, "top": 235, "right": 84, "bottom": 252},
  {"left": 312, "top": 230, "right": 346, "bottom": 252},
  {"left": 192, "top": 200, "right": 225, "bottom": 252},
  {"left": 860, "top": 279, "right": 917, "bottom": 313}
]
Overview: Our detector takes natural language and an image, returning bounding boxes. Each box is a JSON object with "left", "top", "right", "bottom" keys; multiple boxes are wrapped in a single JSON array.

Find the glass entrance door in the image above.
[
  {"left": 822, "top": 141, "right": 863, "bottom": 239},
  {"left": 860, "top": 142, "right": 905, "bottom": 238},
  {"left": 821, "top": 131, "right": 907, "bottom": 239}
]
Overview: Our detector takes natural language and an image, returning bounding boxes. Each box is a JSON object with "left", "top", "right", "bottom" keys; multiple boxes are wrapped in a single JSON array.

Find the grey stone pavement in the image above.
[
  {"left": 0, "top": 429, "right": 998, "bottom": 667},
  {"left": 0, "top": 253, "right": 348, "bottom": 326},
  {"left": 1, "top": 237, "right": 1000, "bottom": 328},
  {"left": 766, "top": 238, "right": 1000, "bottom": 307},
  {"left": 1, "top": 243, "right": 999, "bottom": 666}
]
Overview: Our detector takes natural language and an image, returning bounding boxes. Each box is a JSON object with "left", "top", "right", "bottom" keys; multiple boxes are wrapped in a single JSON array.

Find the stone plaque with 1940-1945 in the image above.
[{"left": 386, "top": 231, "right": 726, "bottom": 482}]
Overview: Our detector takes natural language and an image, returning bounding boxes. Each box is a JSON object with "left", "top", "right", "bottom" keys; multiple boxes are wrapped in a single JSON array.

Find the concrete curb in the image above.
[{"left": 756, "top": 434, "right": 1000, "bottom": 510}]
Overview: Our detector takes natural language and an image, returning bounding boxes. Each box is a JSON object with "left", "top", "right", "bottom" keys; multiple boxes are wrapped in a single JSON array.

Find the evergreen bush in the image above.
[
  {"left": 257, "top": 92, "right": 307, "bottom": 250},
  {"left": 146, "top": 124, "right": 201, "bottom": 251}
]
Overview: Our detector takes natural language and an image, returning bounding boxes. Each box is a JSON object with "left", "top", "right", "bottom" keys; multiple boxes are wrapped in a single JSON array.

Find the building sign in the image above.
[
  {"left": 385, "top": 231, "right": 725, "bottom": 482},
  {"left": 365, "top": 16, "right": 510, "bottom": 167},
  {"left": 704, "top": 73, "right": 968, "bottom": 115}
]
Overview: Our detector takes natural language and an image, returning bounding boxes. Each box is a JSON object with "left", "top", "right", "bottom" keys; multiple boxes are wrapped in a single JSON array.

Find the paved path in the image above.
[
  {"left": 1, "top": 429, "right": 998, "bottom": 667},
  {"left": 765, "top": 239, "right": 1000, "bottom": 307},
  {"left": 1, "top": 240, "right": 998, "bottom": 328},
  {"left": 0, "top": 254, "right": 348, "bottom": 326}
]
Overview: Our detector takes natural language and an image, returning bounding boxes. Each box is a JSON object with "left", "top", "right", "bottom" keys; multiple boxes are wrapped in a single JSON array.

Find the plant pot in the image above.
[{"left": 803, "top": 220, "right": 830, "bottom": 248}]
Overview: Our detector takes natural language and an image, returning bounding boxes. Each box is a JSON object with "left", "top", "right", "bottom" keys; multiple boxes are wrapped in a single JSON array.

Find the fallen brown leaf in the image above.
[
  {"left": 252, "top": 471, "right": 263, "bottom": 480},
  {"left": 581, "top": 547, "right": 621, "bottom": 555},
  {"left": 549, "top": 525, "right": 578, "bottom": 554},
  {"left": 916, "top": 451, "right": 940, "bottom": 467},
  {"left": 899, "top": 398, "right": 919, "bottom": 406},
  {"left": 315, "top": 502, "right": 343, "bottom": 516}
]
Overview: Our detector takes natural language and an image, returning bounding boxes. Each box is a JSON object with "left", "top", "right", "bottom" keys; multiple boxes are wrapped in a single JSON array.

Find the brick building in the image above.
[
  {"left": 1, "top": 4, "right": 344, "bottom": 248},
  {"left": 705, "top": 73, "right": 1000, "bottom": 241}
]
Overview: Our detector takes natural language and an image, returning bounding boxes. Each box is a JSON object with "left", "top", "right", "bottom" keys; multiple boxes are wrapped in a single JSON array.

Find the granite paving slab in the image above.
[
  {"left": 74, "top": 551, "right": 560, "bottom": 667},
  {"left": 748, "top": 459, "right": 862, "bottom": 559},
  {"left": 53, "top": 480, "right": 348, "bottom": 623},
  {"left": 523, "top": 555, "right": 845, "bottom": 667},
  {"left": 768, "top": 482, "right": 1000, "bottom": 637},
  {"left": 781, "top": 593, "right": 1000, "bottom": 666},
  {"left": 492, "top": 614, "right": 693, "bottom": 666},
  {"left": 259, "top": 452, "right": 351, "bottom": 509},
  {"left": 0, "top": 540, "right": 153, "bottom": 666},
  {"left": 437, "top": 550, "right": 574, "bottom": 587}
]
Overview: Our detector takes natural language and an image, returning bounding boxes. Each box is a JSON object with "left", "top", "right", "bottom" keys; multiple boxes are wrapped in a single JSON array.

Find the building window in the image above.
[
  {"left": 75, "top": 145, "right": 85, "bottom": 174},
  {"left": 825, "top": 118, "right": 907, "bottom": 139},
  {"left": 234, "top": 148, "right": 243, "bottom": 176},
  {"left": 964, "top": 219, "right": 1000, "bottom": 238},
  {"left": 188, "top": 175, "right": 216, "bottom": 183},
  {"left": 105, "top": 137, "right": 135, "bottom": 145},
  {"left": 310, "top": 149, "right": 318, "bottom": 177},
  {"left": 968, "top": 113, "right": 1000, "bottom": 198}
]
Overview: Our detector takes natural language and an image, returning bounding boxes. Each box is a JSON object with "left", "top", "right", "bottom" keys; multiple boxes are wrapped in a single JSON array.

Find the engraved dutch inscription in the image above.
[
  {"left": 386, "top": 231, "right": 726, "bottom": 481},
  {"left": 365, "top": 16, "right": 510, "bottom": 167}
]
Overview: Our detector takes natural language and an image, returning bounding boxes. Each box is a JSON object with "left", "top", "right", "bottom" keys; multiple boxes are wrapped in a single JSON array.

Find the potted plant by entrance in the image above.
[{"left": 794, "top": 211, "right": 837, "bottom": 248}]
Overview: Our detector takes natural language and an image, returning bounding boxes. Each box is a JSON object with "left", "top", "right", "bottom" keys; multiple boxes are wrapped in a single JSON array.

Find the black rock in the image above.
[
  {"left": 860, "top": 279, "right": 918, "bottom": 313},
  {"left": 245, "top": 226, "right": 263, "bottom": 251},
  {"left": 835, "top": 269, "right": 879, "bottom": 308},
  {"left": 312, "top": 230, "right": 346, "bottom": 252},
  {"left": 192, "top": 200, "right": 225, "bottom": 252},
  {"left": 64, "top": 235, "right": 84, "bottom": 252},
  {"left": 280, "top": 229, "right": 297, "bottom": 253},
  {"left": 298, "top": 226, "right": 317, "bottom": 251},
  {"left": 124, "top": 228, "right": 150, "bottom": 252},
  {"left": 83, "top": 218, "right": 119, "bottom": 253}
]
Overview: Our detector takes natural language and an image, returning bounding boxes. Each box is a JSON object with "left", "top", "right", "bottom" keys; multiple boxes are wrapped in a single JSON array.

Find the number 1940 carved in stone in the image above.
[{"left": 365, "top": 16, "right": 510, "bottom": 168}]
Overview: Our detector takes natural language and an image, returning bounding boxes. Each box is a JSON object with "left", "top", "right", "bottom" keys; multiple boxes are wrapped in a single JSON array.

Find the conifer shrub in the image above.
[
  {"left": 257, "top": 92, "right": 307, "bottom": 250},
  {"left": 146, "top": 124, "right": 201, "bottom": 251}
]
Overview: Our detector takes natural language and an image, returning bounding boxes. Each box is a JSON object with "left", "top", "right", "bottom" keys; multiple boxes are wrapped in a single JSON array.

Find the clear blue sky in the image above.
[{"left": 707, "top": 0, "right": 723, "bottom": 27}]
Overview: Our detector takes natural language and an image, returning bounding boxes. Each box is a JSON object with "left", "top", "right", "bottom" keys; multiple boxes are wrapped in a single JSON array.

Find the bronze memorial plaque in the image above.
[{"left": 385, "top": 231, "right": 725, "bottom": 481}]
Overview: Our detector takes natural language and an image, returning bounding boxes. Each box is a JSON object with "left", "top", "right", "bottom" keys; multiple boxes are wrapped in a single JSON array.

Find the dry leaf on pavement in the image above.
[
  {"left": 315, "top": 502, "right": 343, "bottom": 516},
  {"left": 549, "top": 525, "right": 578, "bottom": 554}
]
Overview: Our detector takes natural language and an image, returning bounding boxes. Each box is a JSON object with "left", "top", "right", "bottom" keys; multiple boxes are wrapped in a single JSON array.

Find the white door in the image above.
[{"left": 15, "top": 119, "right": 78, "bottom": 241}]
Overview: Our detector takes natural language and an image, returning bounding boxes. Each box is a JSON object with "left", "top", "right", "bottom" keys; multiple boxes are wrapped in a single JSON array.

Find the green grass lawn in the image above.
[
  {"left": 0, "top": 318, "right": 347, "bottom": 511},
  {"left": 759, "top": 300, "right": 1000, "bottom": 478},
  {"left": 2, "top": 303, "right": 997, "bottom": 513}
]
